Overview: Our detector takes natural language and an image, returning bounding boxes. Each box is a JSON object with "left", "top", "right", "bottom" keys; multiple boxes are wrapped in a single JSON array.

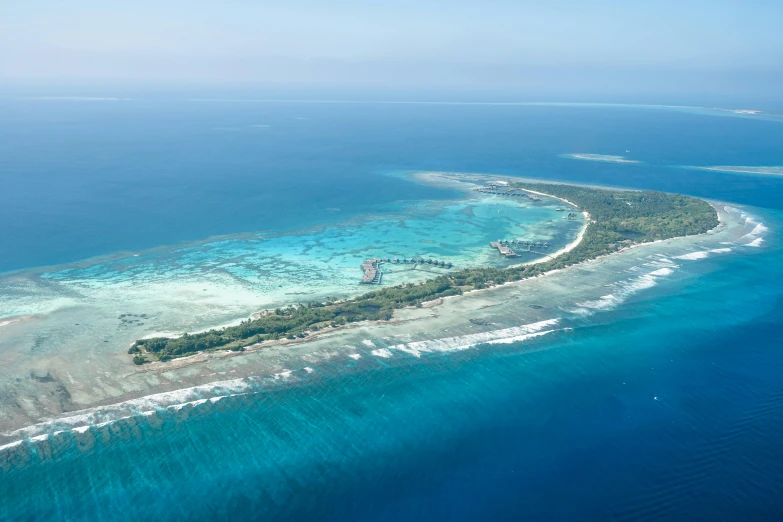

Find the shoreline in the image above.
[{"left": 514, "top": 187, "right": 590, "bottom": 264}]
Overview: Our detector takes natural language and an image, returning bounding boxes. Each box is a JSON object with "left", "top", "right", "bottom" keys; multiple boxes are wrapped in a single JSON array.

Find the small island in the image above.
[{"left": 129, "top": 181, "right": 718, "bottom": 364}]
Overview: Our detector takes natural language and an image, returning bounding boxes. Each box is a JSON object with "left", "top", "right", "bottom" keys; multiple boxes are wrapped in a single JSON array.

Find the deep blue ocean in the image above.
[{"left": 2, "top": 97, "right": 783, "bottom": 520}]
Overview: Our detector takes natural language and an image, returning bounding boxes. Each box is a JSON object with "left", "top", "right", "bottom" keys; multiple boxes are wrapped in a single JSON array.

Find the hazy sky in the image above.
[{"left": 2, "top": 0, "right": 781, "bottom": 100}]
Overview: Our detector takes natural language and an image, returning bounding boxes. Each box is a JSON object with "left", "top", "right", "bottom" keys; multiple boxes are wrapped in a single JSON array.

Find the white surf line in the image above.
[
  {"left": 371, "top": 348, "right": 393, "bottom": 358},
  {"left": 738, "top": 216, "right": 768, "bottom": 248},
  {"left": 1, "top": 377, "right": 259, "bottom": 442},
  {"left": 0, "top": 362, "right": 327, "bottom": 450},
  {"left": 675, "top": 247, "right": 733, "bottom": 261},
  {"left": 387, "top": 318, "right": 560, "bottom": 357},
  {"left": 568, "top": 260, "right": 680, "bottom": 317},
  {"left": 0, "top": 390, "right": 258, "bottom": 452}
]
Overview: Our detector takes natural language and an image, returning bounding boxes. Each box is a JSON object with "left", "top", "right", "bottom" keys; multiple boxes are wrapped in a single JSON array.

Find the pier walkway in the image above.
[
  {"left": 490, "top": 240, "right": 550, "bottom": 258},
  {"left": 474, "top": 187, "right": 541, "bottom": 201},
  {"left": 360, "top": 259, "right": 382, "bottom": 284},
  {"left": 359, "top": 256, "right": 454, "bottom": 283},
  {"left": 490, "top": 242, "right": 518, "bottom": 257}
]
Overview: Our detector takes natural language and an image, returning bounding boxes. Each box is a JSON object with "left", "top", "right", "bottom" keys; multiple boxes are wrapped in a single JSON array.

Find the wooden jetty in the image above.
[
  {"left": 490, "top": 241, "right": 518, "bottom": 257},
  {"left": 474, "top": 186, "right": 542, "bottom": 202},
  {"left": 490, "top": 239, "right": 549, "bottom": 256},
  {"left": 360, "top": 258, "right": 382, "bottom": 284},
  {"left": 361, "top": 255, "right": 454, "bottom": 282}
]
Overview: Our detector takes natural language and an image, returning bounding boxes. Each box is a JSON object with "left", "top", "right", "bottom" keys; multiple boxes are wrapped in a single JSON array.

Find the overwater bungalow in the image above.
[{"left": 360, "top": 258, "right": 382, "bottom": 284}]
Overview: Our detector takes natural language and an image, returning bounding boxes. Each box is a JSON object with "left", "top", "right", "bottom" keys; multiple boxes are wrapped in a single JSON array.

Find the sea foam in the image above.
[
  {"left": 387, "top": 318, "right": 560, "bottom": 357},
  {"left": 739, "top": 218, "right": 767, "bottom": 247},
  {"left": 1, "top": 377, "right": 262, "bottom": 445},
  {"left": 569, "top": 260, "right": 678, "bottom": 316},
  {"left": 676, "top": 247, "right": 733, "bottom": 260}
]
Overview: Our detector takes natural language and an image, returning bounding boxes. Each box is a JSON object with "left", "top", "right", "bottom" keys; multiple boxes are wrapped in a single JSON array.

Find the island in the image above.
[{"left": 129, "top": 181, "right": 718, "bottom": 364}]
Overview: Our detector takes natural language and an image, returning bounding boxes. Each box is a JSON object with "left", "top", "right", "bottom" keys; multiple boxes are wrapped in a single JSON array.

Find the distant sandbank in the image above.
[
  {"left": 563, "top": 153, "right": 640, "bottom": 164},
  {"left": 688, "top": 166, "right": 783, "bottom": 177}
]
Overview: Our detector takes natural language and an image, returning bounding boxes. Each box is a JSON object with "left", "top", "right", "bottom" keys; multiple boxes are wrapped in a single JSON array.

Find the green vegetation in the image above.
[{"left": 130, "top": 182, "right": 717, "bottom": 363}]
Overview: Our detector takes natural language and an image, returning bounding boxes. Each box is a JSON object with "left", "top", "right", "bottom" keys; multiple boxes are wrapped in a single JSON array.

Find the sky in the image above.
[{"left": 1, "top": 0, "right": 782, "bottom": 102}]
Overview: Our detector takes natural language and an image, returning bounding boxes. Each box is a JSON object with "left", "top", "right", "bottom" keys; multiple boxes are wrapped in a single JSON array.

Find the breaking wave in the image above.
[
  {"left": 569, "top": 257, "right": 679, "bottom": 316},
  {"left": 0, "top": 375, "right": 301, "bottom": 452},
  {"left": 386, "top": 319, "right": 560, "bottom": 358},
  {"left": 739, "top": 217, "right": 767, "bottom": 247},
  {"left": 676, "top": 247, "right": 733, "bottom": 261}
]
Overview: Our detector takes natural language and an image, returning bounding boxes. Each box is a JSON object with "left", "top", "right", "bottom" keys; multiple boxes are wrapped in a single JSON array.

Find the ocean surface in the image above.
[{"left": 1, "top": 97, "right": 783, "bottom": 520}]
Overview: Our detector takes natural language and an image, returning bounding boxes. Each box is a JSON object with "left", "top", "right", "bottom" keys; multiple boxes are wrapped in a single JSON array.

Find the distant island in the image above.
[
  {"left": 129, "top": 181, "right": 718, "bottom": 364},
  {"left": 564, "top": 153, "right": 640, "bottom": 164}
]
